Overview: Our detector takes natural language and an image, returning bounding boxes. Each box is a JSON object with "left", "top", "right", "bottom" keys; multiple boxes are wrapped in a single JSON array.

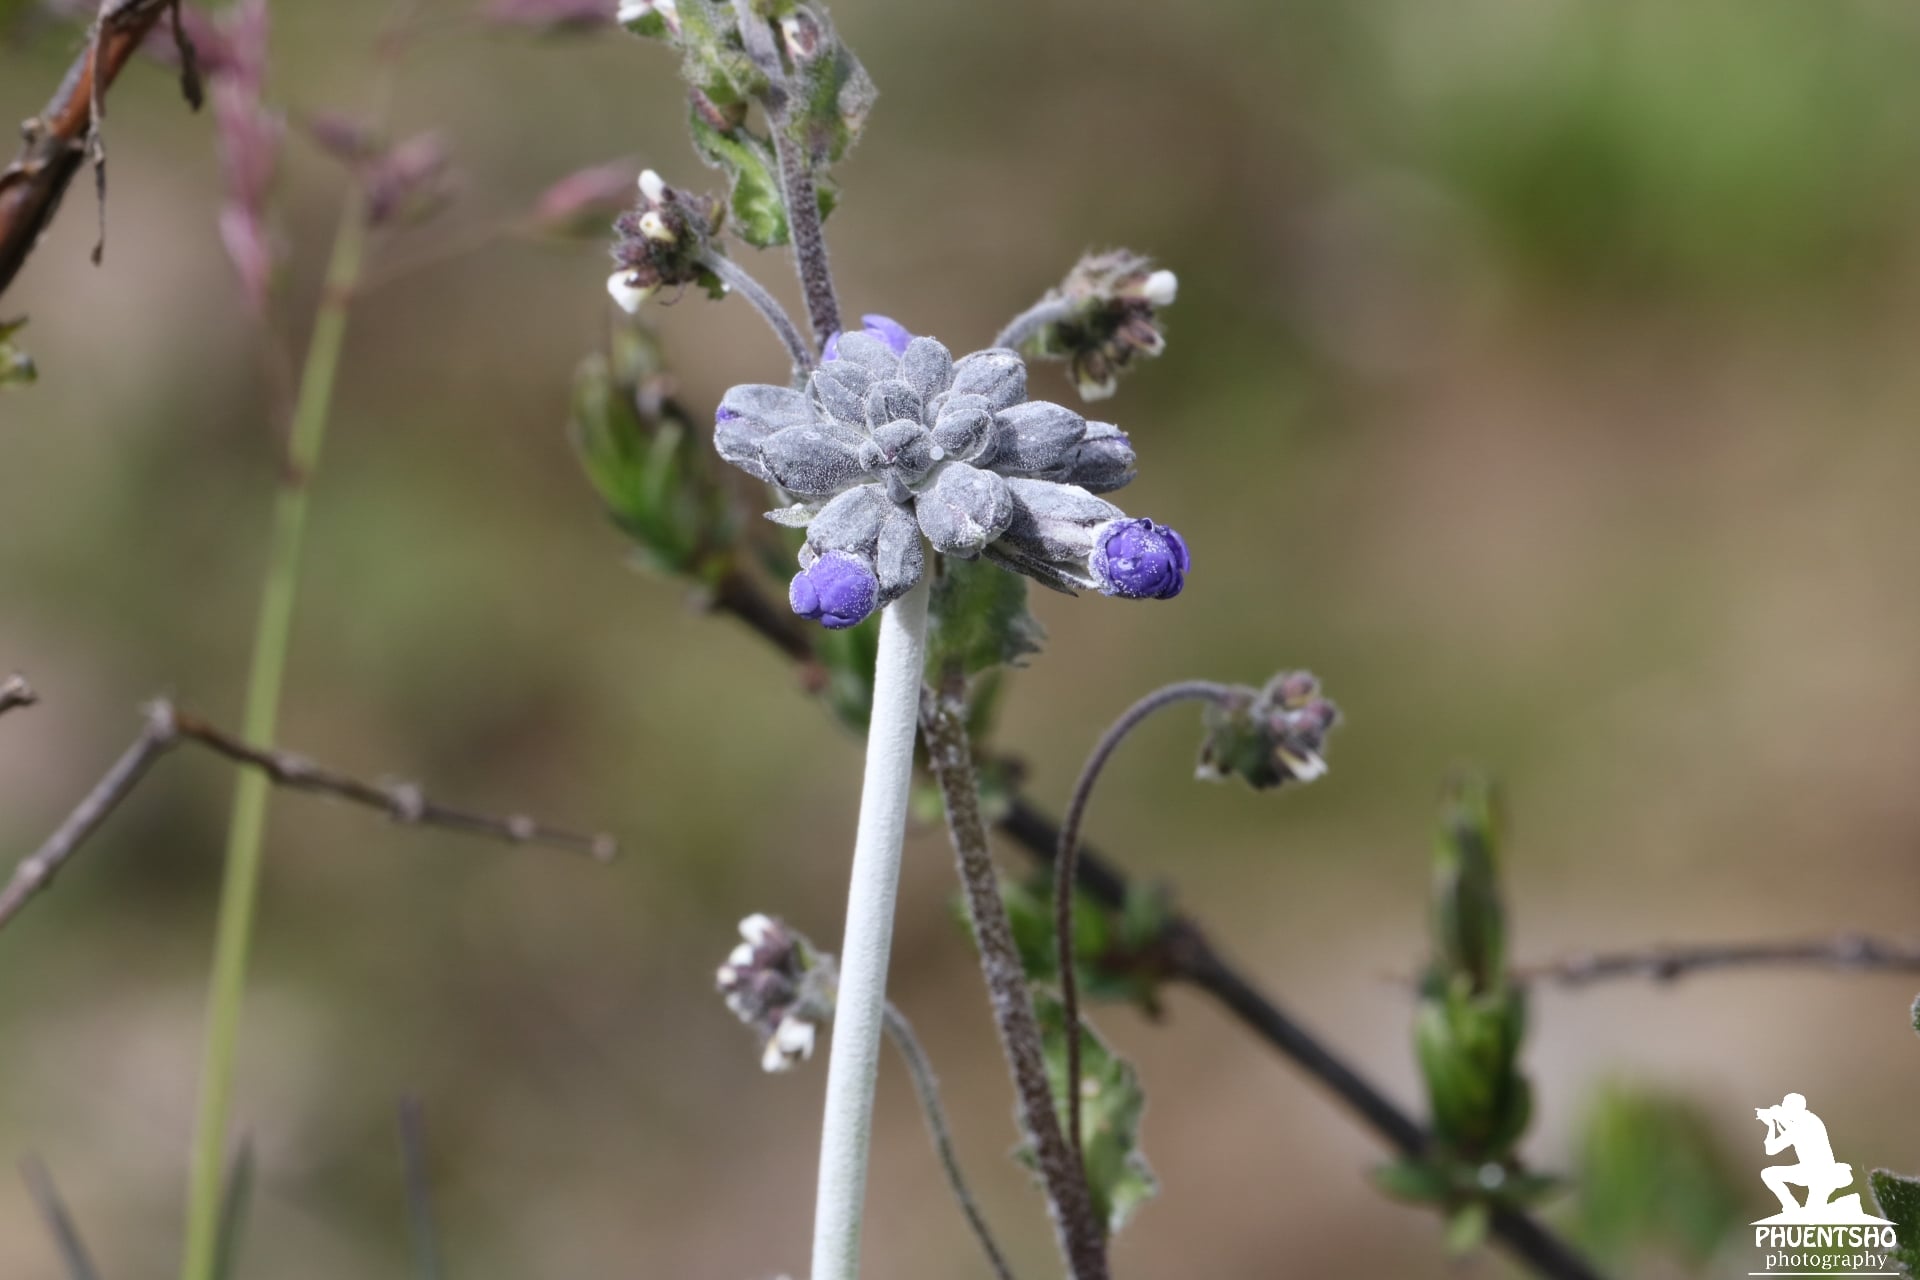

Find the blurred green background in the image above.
[{"left": 6, "top": 1, "right": 1920, "bottom": 1276}]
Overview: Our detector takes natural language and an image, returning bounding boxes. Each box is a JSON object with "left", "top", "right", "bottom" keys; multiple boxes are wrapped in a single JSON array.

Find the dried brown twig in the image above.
[
  {"left": 0, "top": 698, "right": 616, "bottom": 931},
  {"left": 1515, "top": 934, "right": 1920, "bottom": 988},
  {"left": 0, "top": 0, "right": 204, "bottom": 301}
]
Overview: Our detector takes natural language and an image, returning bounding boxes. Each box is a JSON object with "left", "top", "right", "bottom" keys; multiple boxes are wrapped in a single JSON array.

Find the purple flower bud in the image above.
[
  {"left": 789, "top": 551, "right": 879, "bottom": 629},
  {"left": 1091, "top": 518, "right": 1189, "bottom": 600},
  {"left": 823, "top": 314, "right": 912, "bottom": 364}
]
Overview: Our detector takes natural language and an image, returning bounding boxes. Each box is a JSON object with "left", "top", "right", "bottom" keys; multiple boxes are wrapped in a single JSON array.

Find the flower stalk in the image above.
[
  {"left": 179, "top": 179, "right": 369, "bottom": 1280},
  {"left": 808, "top": 573, "right": 930, "bottom": 1280},
  {"left": 922, "top": 670, "right": 1109, "bottom": 1280}
]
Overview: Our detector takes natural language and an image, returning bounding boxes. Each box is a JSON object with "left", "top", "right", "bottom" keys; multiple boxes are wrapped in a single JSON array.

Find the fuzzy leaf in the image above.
[
  {"left": 1446, "top": 1200, "right": 1492, "bottom": 1255},
  {"left": 928, "top": 556, "right": 1044, "bottom": 678},
  {"left": 686, "top": 113, "right": 791, "bottom": 248},
  {"left": 1029, "top": 990, "right": 1158, "bottom": 1235},
  {"left": 1573, "top": 1084, "right": 1742, "bottom": 1271},
  {"left": 1374, "top": 1157, "right": 1455, "bottom": 1207},
  {"left": 1871, "top": 1170, "right": 1920, "bottom": 1274},
  {"left": 570, "top": 332, "right": 732, "bottom": 576}
]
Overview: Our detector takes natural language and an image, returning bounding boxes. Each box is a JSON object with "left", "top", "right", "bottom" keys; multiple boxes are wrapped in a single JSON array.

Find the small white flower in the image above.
[
  {"left": 617, "top": 0, "right": 677, "bottom": 30},
  {"left": 728, "top": 941, "right": 755, "bottom": 969},
  {"left": 1141, "top": 269, "right": 1178, "bottom": 308},
  {"left": 606, "top": 271, "right": 652, "bottom": 314},
  {"left": 762, "top": 1015, "right": 817, "bottom": 1072},
  {"left": 638, "top": 210, "right": 674, "bottom": 244},
  {"left": 638, "top": 168, "right": 666, "bottom": 204},
  {"left": 740, "top": 913, "right": 776, "bottom": 947}
]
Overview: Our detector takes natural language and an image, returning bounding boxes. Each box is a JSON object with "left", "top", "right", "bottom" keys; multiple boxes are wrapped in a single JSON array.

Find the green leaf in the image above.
[
  {"left": 1445, "top": 1199, "right": 1491, "bottom": 1254},
  {"left": 686, "top": 112, "right": 792, "bottom": 248},
  {"left": 1374, "top": 1157, "right": 1455, "bottom": 1206},
  {"left": 570, "top": 333, "right": 733, "bottom": 578},
  {"left": 928, "top": 557, "right": 1045, "bottom": 678},
  {"left": 1028, "top": 990, "right": 1158, "bottom": 1235},
  {"left": 1573, "top": 1083, "right": 1742, "bottom": 1271},
  {"left": 1430, "top": 769, "right": 1507, "bottom": 993},
  {"left": 1871, "top": 1170, "right": 1920, "bottom": 1274},
  {"left": 1, "top": 317, "right": 36, "bottom": 388}
]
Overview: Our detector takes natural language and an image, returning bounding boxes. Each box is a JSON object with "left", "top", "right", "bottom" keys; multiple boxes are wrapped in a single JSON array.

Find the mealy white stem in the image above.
[{"left": 809, "top": 572, "right": 931, "bottom": 1280}]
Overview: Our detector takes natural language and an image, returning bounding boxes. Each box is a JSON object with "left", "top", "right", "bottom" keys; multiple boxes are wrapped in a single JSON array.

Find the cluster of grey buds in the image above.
[
  {"left": 714, "top": 315, "right": 1190, "bottom": 629},
  {"left": 1017, "top": 250, "right": 1178, "bottom": 402},
  {"left": 1197, "top": 671, "right": 1340, "bottom": 790},
  {"left": 607, "top": 169, "right": 724, "bottom": 312},
  {"left": 716, "top": 914, "right": 837, "bottom": 1073}
]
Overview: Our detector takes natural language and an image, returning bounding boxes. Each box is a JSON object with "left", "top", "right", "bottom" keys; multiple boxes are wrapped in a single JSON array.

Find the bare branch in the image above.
[
  {"left": 1, "top": 673, "right": 40, "bottom": 718},
  {"left": 0, "top": 700, "right": 617, "bottom": 932},
  {"left": 1516, "top": 935, "right": 1920, "bottom": 988},
  {"left": 0, "top": 0, "right": 202, "bottom": 301}
]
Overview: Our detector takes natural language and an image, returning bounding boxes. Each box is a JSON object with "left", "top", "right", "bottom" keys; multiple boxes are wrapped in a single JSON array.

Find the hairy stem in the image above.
[
  {"left": 921, "top": 672, "right": 1108, "bottom": 1280},
  {"left": 809, "top": 574, "right": 930, "bottom": 1280},
  {"left": 179, "top": 185, "right": 368, "bottom": 1280},
  {"left": 882, "top": 1003, "right": 1018, "bottom": 1280},
  {"left": 992, "top": 296, "right": 1077, "bottom": 353},
  {"left": 773, "top": 126, "right": 840, "bottom": 347},
  {"left": 1055, "top": 681, "right": 1235, "bottom": 1160},
  {"left": 699, "top": 250, "right": 815, "bottom": 378}
]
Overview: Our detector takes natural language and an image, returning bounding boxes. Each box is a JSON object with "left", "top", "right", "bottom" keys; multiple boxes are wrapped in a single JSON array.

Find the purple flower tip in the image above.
[
  {"left": 1091, "top": 518, "right": 1190, "bottom": 600},
  {"left": 715, "top": 405, "right": 741, "bottom": 423},
  {"left": 860, "top": 314, "right": 912, "bottom": 355},
  {"left": 789, "top": 552, "right": 879, "bottom": 629},
  {"left": 821, "top": 315, "right": 912, "bottom": 364}
]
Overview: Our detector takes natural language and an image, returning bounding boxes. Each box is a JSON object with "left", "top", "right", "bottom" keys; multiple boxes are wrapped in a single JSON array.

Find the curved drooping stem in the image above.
[
  {"left": 1055, "top": 680, "right": 1236, "bottom": 1160},
  {"left": 922, "top": 672, "right": 1109, "bottom": 1280},
  {"left": 882, "top": 1003, "right": 1019, "bottom": 1280},
  {"left": 809, "top": 574, "right": 931, "bottom": 1280},
  {"left": 992, "top": 296, "right": 1078, "bottom": 354},
  {"left": 699, "top": 250, "right": 815, "bottom": 380}
]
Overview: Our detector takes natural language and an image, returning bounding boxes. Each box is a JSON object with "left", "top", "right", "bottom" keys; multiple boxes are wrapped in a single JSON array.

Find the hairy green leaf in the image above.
[
  {"left": 1028, "top": 990, "right": 1157, "bottom": 1235},
  {"left": 1871, "top": 1170, "right": 1920, "bottom": 1275}
]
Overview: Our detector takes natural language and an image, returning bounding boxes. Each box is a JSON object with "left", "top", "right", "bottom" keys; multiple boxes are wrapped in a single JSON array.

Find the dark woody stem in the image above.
[
  {"left": 772, "top": 124, "right": 841, "bottom": 348},
  {"left": 1055, "top": 680, "right": 1236, "bottom": 1162},
  {"left": 699, "top": 250, "right": 814, "bottom": 379},
  {"left": 921, "top": 670, "right": 1110, "bottom": 1280}
]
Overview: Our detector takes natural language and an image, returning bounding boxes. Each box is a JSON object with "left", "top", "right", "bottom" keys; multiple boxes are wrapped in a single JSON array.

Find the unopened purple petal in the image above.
[
  {"left": 861, "top": 314, "right": 912, "bottom": 355},
  {"left": 821, "top": 330, "right": 842, "bottom": 363},
  {"left": 1091, "top": 518, "right": 1189, "bottom": 600},
  {"left": 789, "top": 551, "right": 878, "bottom": 629}
]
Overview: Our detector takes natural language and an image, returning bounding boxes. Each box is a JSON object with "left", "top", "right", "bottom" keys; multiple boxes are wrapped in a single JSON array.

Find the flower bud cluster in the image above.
[
  {"left": 607, "top": 168, "right": 725, "bottom": 312},
  {"left": 1197, "top": 671, "right": 1340, "bottom": 790},
  {"left": 713, "top": 316, "right": 1191, "bottom": 628},
  {"left": 716, "top": 914, "right": 837, "bottom": 1073},
  {"left": 1018, "top": 250, "right": 1177, "bottom": 402}
]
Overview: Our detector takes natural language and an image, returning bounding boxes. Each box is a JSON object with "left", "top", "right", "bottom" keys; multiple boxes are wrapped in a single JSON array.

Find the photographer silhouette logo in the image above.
[{"left": 1749, "top": 1092, "right": 1897, "bottom": 1277}]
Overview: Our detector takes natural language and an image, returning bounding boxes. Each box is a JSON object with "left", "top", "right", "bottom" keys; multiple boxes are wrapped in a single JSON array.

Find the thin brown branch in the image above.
[
  {"left": 1, "top": 673, "right": 39, "bottom": 718},
  {"left": 0, "top": 699, "right": 616, "bottom": 932},
  {"left": 0, "top": 0, "right": 201, "bottom": 301},
  {"left": 1515, "top": 935, "right": 1920, "bottom": 988},
  {"left": 920, "top": 671, "right": 1109, "bottom": 1280}
]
